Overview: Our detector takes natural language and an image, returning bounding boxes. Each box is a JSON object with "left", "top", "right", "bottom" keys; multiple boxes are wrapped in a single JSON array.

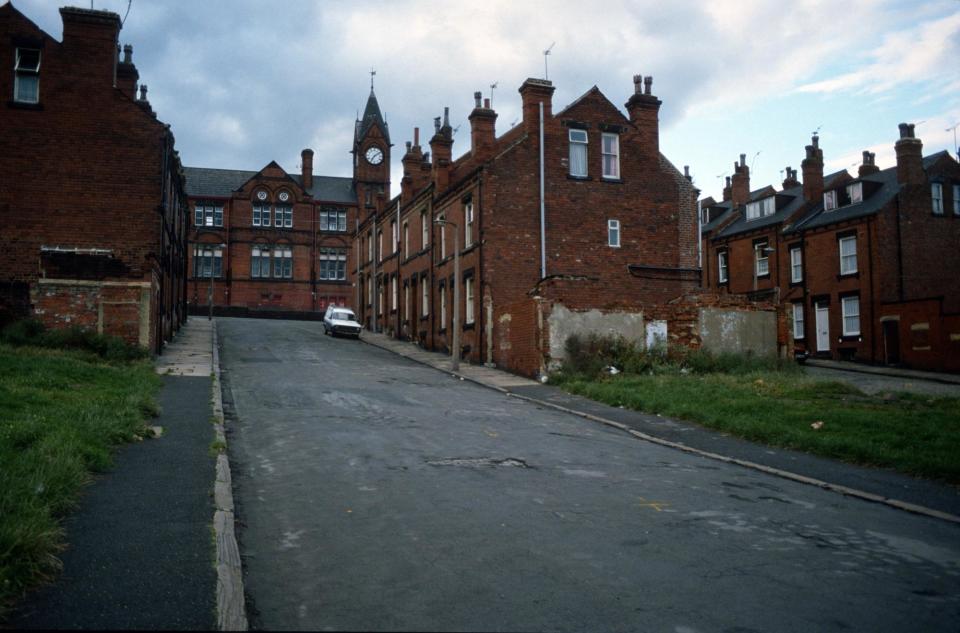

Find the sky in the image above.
[{"left": 9, "top": 0, "right": 960, "bottom": 201}]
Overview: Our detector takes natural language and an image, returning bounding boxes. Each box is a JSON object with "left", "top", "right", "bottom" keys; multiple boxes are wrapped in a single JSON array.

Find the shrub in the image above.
[{"left": 0, "top": 320, "right": 148, "bottom": 362}]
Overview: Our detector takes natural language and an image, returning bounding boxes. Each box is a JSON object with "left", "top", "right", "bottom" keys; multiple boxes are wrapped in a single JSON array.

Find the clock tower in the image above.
[{"left": 353, "top": 80, "right": 391, "bottom": 209}]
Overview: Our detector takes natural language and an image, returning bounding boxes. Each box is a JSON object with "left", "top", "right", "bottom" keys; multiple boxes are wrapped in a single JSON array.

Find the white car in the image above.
[{"left": 323, "top": 306, "right": 362, "bottom": 339}]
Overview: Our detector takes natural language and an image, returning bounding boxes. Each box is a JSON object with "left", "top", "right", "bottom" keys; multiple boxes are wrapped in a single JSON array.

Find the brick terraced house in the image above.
[
  {"left": 182, "top": 88, "right": 391, "bottom": 318},
  {"left": 701, "top": 127, "right": 960, "bottom": 372},
  {"left": 356, "top": 76, "right": 718, "bottom": 378},
  {"left": 0, "top": 3, "right": 188, "bottom": 352}
]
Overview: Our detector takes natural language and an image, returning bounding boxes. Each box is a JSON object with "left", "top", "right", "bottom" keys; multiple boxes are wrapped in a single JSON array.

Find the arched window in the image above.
[{"left": 252, "top": 190, "right": 271, "bottom": 226}]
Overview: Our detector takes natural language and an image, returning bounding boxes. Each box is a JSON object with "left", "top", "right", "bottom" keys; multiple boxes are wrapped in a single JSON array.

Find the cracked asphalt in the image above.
[{"left": 218, "top": 318, "right": 960, "bottom": 632}]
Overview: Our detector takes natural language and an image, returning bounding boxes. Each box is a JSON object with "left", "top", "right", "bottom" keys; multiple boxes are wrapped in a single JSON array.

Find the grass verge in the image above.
[
  {"left": 0, "top": 343, "right": 160, "bottom": 617},
  {"left": 553, "top": 369, "right": 960, "bottom": 483}
]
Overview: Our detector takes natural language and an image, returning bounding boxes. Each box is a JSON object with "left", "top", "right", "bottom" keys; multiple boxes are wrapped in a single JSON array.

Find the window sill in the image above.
[
  {"left": 601, "top": 177, "right": 624, "bottom": 184},
  {"left": 463, "top": 322, "right": 475, "bottom": 331},
  {"left": 837, "top": 272, "right": 859, "bottom": 280},
  {"left": 789, "top": 280, "right": 803, "bottom": 287},
  {"left": 7, "top": 100, "right": 43, "bottom": 110},
  {"left": 567, "top": 174, "right": 592, "bottom": 181},
  {"left": 840, "top": 334, "right": 861, "bottom": 341}
]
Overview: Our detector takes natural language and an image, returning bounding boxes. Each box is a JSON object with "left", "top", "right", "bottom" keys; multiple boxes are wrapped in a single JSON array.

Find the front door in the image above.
[
  {"left": 815, "top": 302, "right": 830, "bottom": 353},
  {"left": 882, "top": 320, "right": 900, "bottom": 364}
]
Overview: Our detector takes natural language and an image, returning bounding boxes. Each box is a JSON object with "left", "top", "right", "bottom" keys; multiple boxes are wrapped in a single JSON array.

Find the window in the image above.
[
  {"left": 367, "top": 231, "right": 374, "bottom": 262},
  {"left": 194, "top": 202, "right": 223, "bottom": 227},
  {"left": 718, "top": 251, "right": 728, "bottom": 284},
  {"left": 824, "top": 190, "right": 837, "bottom": 211},
  {"left": 319, "top": 247, "right": 347, "bottom": 281},
  {"left": 569, "top": 129, "right": 588, "bottom": 177},
  {"left": 193, "top": 246, "right": 222, "bottom": 278},
  {"left": 320, "top": 209, "right": 347, "bottom": 231},
  {"left": 792, "top": 303, "right": 804, "bottom": 339},
  {"left": 14, "top": 48, "right": 40, "bottom": 104},
  {"left": 755, "top": 242, "right": 770, "bottom": 277},
  {"left": 273, "top": 247, "right": 293, "bottom": 278},
  {"left": 954, "top": 185, "right": 960, "bottom": 216},
  {"left": 391, "top": 276, "right": 397, "bottom": 311},
  {"left": 250, "top": 246, "right": 271, "bottom": 278},
  {"left": 421, "top": 210, "right": 429, "bottom": 250},
  {"left": 379, "top": 284, "right": 384, "bottom": 315},
  {"left": 464, "top": 201, "right": 474, "bottom": 247},
  {"left": 608, "top": 219, "right": 620, "bottom": 247},
  {"left": 842, "top": 296, "right": 860, "bottom": 336},
  {"left": 421, "top": 280, "right": 429, "bottom": 316},
  {"left": 839, "top": 235, "right": 857, "bottom": 275},
  {"left": 440, "top": 284, "right": 447, "bottom": 326},
  {"left": 440, "top": 220, "right": 446, "bottom": 259},
  {"left": 404, "top": 283, "right": 410, "bottom": 321},
  {"left": 790, "top": 246, "right": 803, "bottom": 283},
  {"left": 253, "top": 204, "right": 270, "bottom": 227},
  {"left": 746, "top": 197, "right": 775, "bottom": 221},
  {"left": 601, "top": 133, "right": 620, "bottom": 179},
  {"left": 391, "top": 220, "right": 398, "bottom": 254},
  {"left": 274, "top": 205, "right": 292, "bottom": 228},
  {"left": 377, "top": 230, "right": 383, "bottom": 261},
  {"left": 465, "top": 277, "right": 475, "bottom": 325},
  {"left": 932, "top": 183, "right": 943, "bottom": 215},
  {"left": 367, "top": 275, "right": 373, "bottom": 305},
  {"left": 403, "top": 221, "right": 409, "bottom": 258},
  {"left": 847, "top": 182, "right": 863, "bottom": 204}
]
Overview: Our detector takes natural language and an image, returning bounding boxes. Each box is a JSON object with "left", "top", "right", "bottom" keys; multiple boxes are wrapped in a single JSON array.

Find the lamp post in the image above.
[
  {"left": 203, "top": 241, "right": 226, "bottom": 321},
  {"left": 434, "top": 217, "right": 460, "bottom": 371},
  {"left": 753, "top": 243, "right": 775, "bottom": 292}
]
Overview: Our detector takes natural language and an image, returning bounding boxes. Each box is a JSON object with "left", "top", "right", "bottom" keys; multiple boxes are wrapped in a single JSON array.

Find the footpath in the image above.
[
  {"left": 6, "top": 318, "right": 244, "bottom": 631},
  {"left": 360, "top": 331, "right": 960, "bottom": 524}
]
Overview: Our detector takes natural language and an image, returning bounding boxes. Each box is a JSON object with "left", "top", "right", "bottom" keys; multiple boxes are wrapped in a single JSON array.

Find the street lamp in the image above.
[
  {"left": 753, "top": 243, "right": 775, "bottom": 292},
  {"left": 434, "top": 217, "right": 460, "bottom": 371},
  {"left": 203, "top": 241, "right": 226, "bottom": 321}
]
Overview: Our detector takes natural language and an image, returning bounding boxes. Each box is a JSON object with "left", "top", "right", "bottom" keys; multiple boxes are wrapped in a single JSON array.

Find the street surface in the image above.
[{"left": 219, "top": 318, "right": 960, "bottom": 632}]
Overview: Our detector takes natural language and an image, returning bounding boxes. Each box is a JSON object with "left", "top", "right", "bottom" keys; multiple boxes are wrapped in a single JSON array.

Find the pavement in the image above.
[
  {"left": 4, "top": 318, "right": 232, "bottom": 631},
  {"left": 359, "top": 331, "right": 960, "bottom": 523}
]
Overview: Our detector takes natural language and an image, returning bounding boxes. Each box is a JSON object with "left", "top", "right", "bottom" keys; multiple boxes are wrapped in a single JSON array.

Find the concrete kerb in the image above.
[
  {"left": 360, "top": 335, "right": 960, "bottom": 527},
  {"left": 211, "top": 321, "right": 248, "bottom": 631}
]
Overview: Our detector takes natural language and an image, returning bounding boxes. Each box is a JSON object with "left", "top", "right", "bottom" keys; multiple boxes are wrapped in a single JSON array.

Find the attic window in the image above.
[
  {"left": 824, "top": 190, "right": 838, "bottom": 211},
  {"left": 825, "top": 183, "right": 863, "bottom": 211},
  {"left": 848, "top": 182, "right": 863, "bottom": 204},
  {"left": 14, "top": 48, "right": 41, "bottom": 104},
  {"left": 745, "top": 196, "right": 774, "bottom": 220}
]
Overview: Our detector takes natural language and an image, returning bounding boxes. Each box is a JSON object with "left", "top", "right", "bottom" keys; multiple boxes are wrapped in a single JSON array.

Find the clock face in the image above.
[{"left": 365, "top": 146, "right": 384, "bottom": 165}]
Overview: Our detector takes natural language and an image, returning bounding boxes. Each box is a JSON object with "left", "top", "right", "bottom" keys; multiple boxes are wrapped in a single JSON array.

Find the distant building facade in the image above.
[
  {"left": 0, "top": 3, "right": 188, "bottom": 352},
  {"left": 701, "top": 128, "right": 960, "bottom": 372}
]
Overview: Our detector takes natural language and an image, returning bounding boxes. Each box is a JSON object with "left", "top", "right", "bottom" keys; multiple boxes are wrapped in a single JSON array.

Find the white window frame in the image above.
[
  {"left": 391, "top": 275, "right": 398, "bottom": 311},
  {"left": 464, "top": 201, "right": 474, "bottom": 247},
  {"left": 274, "top": 205, "right": 292, "bottom": 228},
  {"left": 273, "top": 247, "right": 292, "bottom": 279},
  {"left": 745, "top": 197, "right": 775, "bottom": 221},
  {"left": 391, "top": 220, "right": 397, "bottom": 254},
  {"left": 847, "top": 182, "right": 863, "bottom": 204},
  {"left": 931, "top": 183, "right": 943, "bottom": 215},
  {"left": 253, "top": 204, "right": 270, "bottom": 227},
  {"left": 792, "top": 303, "right": 805, "bottom": 340},
  {"left": 790, "top": 246, "right": 803, "bottom": 283},
  {"left": 195, "top": 202, "right": 224, "bottom": 227},
  {"left": 440, "top": 221, "right": 447, "bottom": 260},
  {"left": 440, "top": 284, "right": 447, "bottom": 327},
  {"left": 755, "top": 242, "right": 770, "bottom": 277},
  {"left": 14, "top": 48, "right": 41, "bottom": 104},
  {"left": 839, "top": 235, "right": 857, "bottom": 275},
  {"left": 824, "top": 190, "right": 837, "bottom": 211},
  {"left": 718, "top": 251, "right": 728, "bottom": 283},
  {"left": 601, "top": 133, "right": 620, "bottom": 180},
  {"left": 465, "top": 277, "right": 475, "bottom": 325},
  {"left": 193, "top": 246, "right": 223, "bottom": 278},
  {"left": 251, "top": 245, "right": 270, "bottom": 278},
  {"left": 404, "top": 282, "right": 410, "bottom": 321},
  {"left": 320, "top": 209, "right": 347, "bottom": 232},
  {"left": 608, "top": 219, "right": 621, "bottom": 248},
  {"left": 403, "top": 221, "right": 409, "bottom": 259},
  {"left": 568, "top": 128, "right": 588, "bottom": 177},
  {"left": 421, "top": 210, "right": 429, "bottom": 250},
  {"left": 319, "top": 247, "right": 346, "bottom": 281},
  {"left": 842, "top": 296, "right": 860, "bottom": 336},
  {"left": 368, "top": 276, "right": 373, "bottom": 305},
  {"left": 421, "top": 280, "right": 429, "bottom": 317},
  {"left": 377, "top": 229, "right": 383, "bottom": 261}
]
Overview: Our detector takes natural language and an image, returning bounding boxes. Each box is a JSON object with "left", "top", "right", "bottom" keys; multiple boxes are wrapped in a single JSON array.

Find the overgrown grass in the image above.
[
  {"left": 552, "top": 335, "right": 960, "bottom": 483},
  {"left": 0, "top": 343, "right": 160, "bottom": 617},
  {"left": 0, "top": 319, "right": 149, "bottom": 362}
]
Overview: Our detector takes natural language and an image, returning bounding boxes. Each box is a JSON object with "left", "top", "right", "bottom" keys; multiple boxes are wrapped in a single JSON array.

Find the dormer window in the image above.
[
  {"left": 14, "top": 48, "right": 41, "bottom": 104},
  {"left": 745, "top": 196, "right": 774, "bottom": 220},
  {"left": 825, "top": 183, "right": 862, "bottom": 211},
  {"left": 847, "top": 182, "right": 863, "bottom": 204},
  {"left": 824, "top": 190, "right": 837, "bottom": 211}
]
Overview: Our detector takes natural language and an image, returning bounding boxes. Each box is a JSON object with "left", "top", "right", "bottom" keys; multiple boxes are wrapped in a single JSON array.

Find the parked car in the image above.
[{"left": 323, "top": 306, "right": 362, "bottom": 338}]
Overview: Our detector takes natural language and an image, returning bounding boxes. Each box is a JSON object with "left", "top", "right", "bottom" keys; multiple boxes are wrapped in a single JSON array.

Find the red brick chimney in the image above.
[
  {"left": 469, "top": 92, "right": 497, "bottom": 161},
  {"left": 801, "top": 135, "right": 824, "bottom": 202},
  {"left": 624, "top": 75, "right": 662, "bottom": 154},
  {"left": 519, "top": 78, "right": 554, "bottom": 136},
  {"left": 731, "top": 153, "right": 750, "bottom": 208},
  {"left": 430, "top": 108, "right": 454, "bottom": 192},
  {"left": 858, "top": 151, "right": 880, "bottom": 177},
  {"left": 60, "top": 7, "right": 121, "bottom": 87},
  {"left": 116, "top": 44, "right": 138, "bottom": 100},
  {"left": 722, "top": 176, "right": 732, "bottom": 202},
  {"left": 895, "top": 123, "right": 924, "bottom": 185},
  {"left": 301, "top": 149, "right": 314, "bottom": 191},
  {"left": 782, "top": 166, "right": 799, "bottom": 190}
]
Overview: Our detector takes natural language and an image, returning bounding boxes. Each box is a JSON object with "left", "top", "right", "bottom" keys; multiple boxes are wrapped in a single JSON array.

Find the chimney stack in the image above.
[
  {"left": 60, "top": 7, "right": 121, "bottom": 87},
  {"left": 802, "top": 134, "right": 824, "bottom": 202},
  {"left": 895, "top": 123, "right": 924, "bottom": 185},
  {"left": 301, "top": 148, "right": 314, "bottom": 191},
  {"left": 858, "top": 151, "right": 880, "bottom": 177},
  {"left": 430, "top": 108, "right": 454, "bottom": 192},
  {"left": 518, "top": 78, "right": 555, "bottom": 136},
  {"left": 731, "top": 153, "right": 750, "bottom": 209},
  {"left": 624, "top": 74, "right": 662, "bottom": 154},
  {"left": 782, "top": 166, "right": 800, "bottom": 190},
  {"left": 469, "top": 90, "right": 498, "bottom": 161}
]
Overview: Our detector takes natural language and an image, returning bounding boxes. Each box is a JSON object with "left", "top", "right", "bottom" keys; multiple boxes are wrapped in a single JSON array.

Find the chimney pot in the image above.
[
  {"left": 739, "top": 153, "right": 746, "bottom": 167},
  {"left": 474, "top": 91, "right": 482, "bottom": 108},
  {"left": 139, "top": 84, "right": 148, "bottom": 101},
  {"left": 123, "top": 44, "right": 133, "bottom": 63},
  {"left": 644, "top": 75, "right": 653, "bottom": 95},
  {"left": 633, "top": 74, "right": 642, "bottom": 94},
  {"left": 406, "top": 141, "right": 412, "bottom": 151},
  {"left": 483, "top": 98, "right": 490, "bottom": 109},
  {"left": 683, "top": 165, "right": 691, "bottom": 180},
  {"left": 434, "top": 117, "right": 441, "bottom": 134},
  {"left": 812, "top": 134, "right": 819, "bottom": 149},
  {"left": 443, "top": 107, "right": 450, "bottom": 128},
  {"left": 414, "top": 127, "right": 420, "bottom": 147}
]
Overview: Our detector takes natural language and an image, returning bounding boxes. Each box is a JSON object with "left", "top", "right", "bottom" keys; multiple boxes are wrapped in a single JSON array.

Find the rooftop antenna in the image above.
[
  {"left": 121, "top": 0, "right": 132, "bottom": 26},
  {"left": 490, "top": 81, "right": 498, "bottom": 108},
  {"left": 452, "top": 123, "right": 462, "bottom": 136},
  {"left": 947, "top": 122, "right": 959, "bottom": 160},
  {"left": 751, "top": 150, "right": 761, "bottom": 172},
  {"left": 543, "top": 42, "right": 555, "bottom": 80},
  {"left": 510, "top": 118, "right": 519, "bottom": 128},
  {"left": 811, "top": 125, "right": 822, "bottom": 136}
]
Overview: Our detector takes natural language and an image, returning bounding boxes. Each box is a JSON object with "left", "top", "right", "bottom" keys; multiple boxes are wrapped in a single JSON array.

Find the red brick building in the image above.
[
  {"left": 0, "top": 3, "right": 188, "bottom": 352},
  {"left": 183, "top": 88, "right": 390, "bottom": 317},
  {"left": 701, "top": 127, "right": 960, "bottom": 372},
  {"left": 357, "top": 76, "right": 701, "bottom": 377}
]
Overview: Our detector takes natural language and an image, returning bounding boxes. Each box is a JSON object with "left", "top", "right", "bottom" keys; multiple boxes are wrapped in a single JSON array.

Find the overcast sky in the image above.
[{"left": 10, "top": 0, "right": 960, "bottom": 201}]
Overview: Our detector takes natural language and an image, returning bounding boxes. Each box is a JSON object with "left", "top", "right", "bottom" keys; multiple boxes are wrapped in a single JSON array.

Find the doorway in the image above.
[
  {"left": 815, "top": 302, "right": 830, "bottom": 353},
  {"left": 882, "top": 319, "right": 900, "bottom": 365}
]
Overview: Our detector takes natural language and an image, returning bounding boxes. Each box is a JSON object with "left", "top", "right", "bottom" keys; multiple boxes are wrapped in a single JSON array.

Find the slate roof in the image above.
[
  {"left": 355, "top": 89, "right": 390, "bottom": 145},
  {"left": 701, "top": 201, "right": 732, "bottom": 233},
  {"left": 716, "top": 185, "right": 806, "bottom": 238},
  {"left": 183, "top": 167, "right": 357, "bottom": 204}
]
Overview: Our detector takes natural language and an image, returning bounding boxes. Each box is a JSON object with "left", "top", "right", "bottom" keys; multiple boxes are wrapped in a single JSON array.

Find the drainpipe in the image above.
[{"left": 539, "top": 101, "right": 547, "bottom": 280}]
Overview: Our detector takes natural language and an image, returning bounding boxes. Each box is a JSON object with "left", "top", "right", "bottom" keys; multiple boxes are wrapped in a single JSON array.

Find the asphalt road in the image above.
[
  {"left": 218, "top": 318, "right": 960, "bottom": 632},
  {"left": 802, "top": 365, "right": 960, "bottom": 397}
]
